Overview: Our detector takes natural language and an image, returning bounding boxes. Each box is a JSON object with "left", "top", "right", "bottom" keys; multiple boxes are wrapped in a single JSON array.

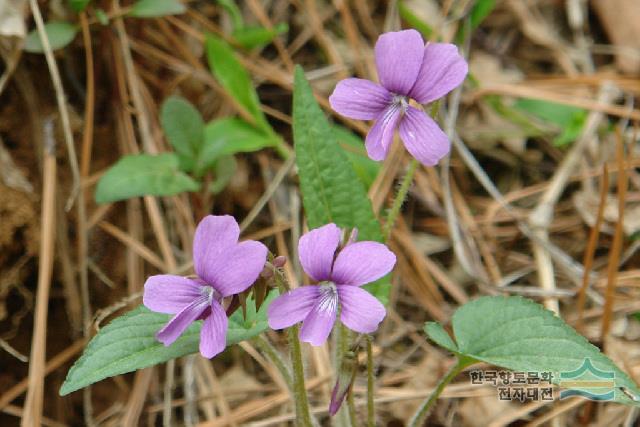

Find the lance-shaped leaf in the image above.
[
  {"left": 60, "top": 291, "right": 278, "bottom": 395},
  {"left": 199, "top": 117, "right": 277, "bottom": 174},
  {"left": 292, "top": 66, "right": 389, "bottom": 303},
  {"left": 95, "top": 154, "right": 199, "bottom": 203},
  {"left": 24, "top": 22, "right": 78, "bottom": 53},
  {"left": 128, "top": 0, "right": 186, "bottom": 18},
  {"left": 205, "top": 34, "right": 270, "bottom": 132},
  {"left": 160, "top": 96, "right": 205, "bottom": 172}
]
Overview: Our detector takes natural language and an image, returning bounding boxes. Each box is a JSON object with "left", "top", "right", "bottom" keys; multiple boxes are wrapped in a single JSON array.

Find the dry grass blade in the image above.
[
  {"left": 576, "top": 165, "right": 609, "bottom": 332},
  {"left": 600, "top": 130, "right": 629, "bottom": 342},
  {"left": 21, "top": 131, "right": 56, "bottom": 427}
]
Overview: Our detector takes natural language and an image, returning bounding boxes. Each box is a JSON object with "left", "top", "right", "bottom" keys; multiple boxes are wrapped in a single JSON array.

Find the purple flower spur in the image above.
[
  {"left": 143, "top": 215, "right": 268, "bottom": 358},
  {"left": 329, "top": 29, "right": 468, "bottom": 166},
  {"left": 268, "top": 224, "right": 396, "bottom": 346}
]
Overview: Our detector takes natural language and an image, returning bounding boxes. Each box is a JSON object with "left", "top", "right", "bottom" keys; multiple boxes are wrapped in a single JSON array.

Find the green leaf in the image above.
[
  {"left": 424, "top": 322, "right": 457, "bottom": 353},
  {"left": 209, "top": 155, "right": 237, "bottom": 194},
  {"left": 232, "top": 23, "right": 288, "bottom": 50},
  {"left": 469, "top": 0, "right": 497, "bottom": 29},
  {"left": 332, "top": 125, "right": 380, "bottom": 189},
  {"left": 427, "top": 296, "right": 640, "bottom": 405},
  {"left": 205, "top": 34, "right": 270, "bottom": 131},
  {"left": 199, "top": 118, "right": 275, "bottom": 174},
  {"left": 69, "top": 0, "right": 91, "bottom": 12},
  {"left": 60, "top": 291, "right": 278, "bottom": 395},
  {"left": 455, "top": 0, "right": 496, "bottom": 43},
  {"left": 128, "top": 0, "right": 186, "bottom": 18},
  {"left": 398, "top": 1, "right": 433, "bottom": 39},
  {"left": 95, "top": 154, "right": 200, "bottom": 203},
  {"left": 24, "top": 22, "right": 78, "bottom": 53},
  {"left": 160, "top": 96, "right": 204, "bottom": 171},
  {"left": 292, "top": 66, "right": 388, "bottom": 302},
  {"left": 514, "top": 98, "right": 585, "bottom": 127},
  {"left": 95, "top": 9, "right": 110, "bottom": 25},
  {"left": 514, "top": 98, "right": 587, "bottom": 147},
  {"left": 217, "top": 0, "right": 244, "bottom": 29}
]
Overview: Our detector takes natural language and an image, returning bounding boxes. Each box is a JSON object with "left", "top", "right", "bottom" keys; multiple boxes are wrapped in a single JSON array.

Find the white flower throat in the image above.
[
  {"left": 318, "top": 281, "right": 339, "bottom": 313},
  {"left": 201, "top": 285, "right": 217, "bottom": 305},
  {"left": 392, "top": 94, "right": 410, "bottom": 114}
]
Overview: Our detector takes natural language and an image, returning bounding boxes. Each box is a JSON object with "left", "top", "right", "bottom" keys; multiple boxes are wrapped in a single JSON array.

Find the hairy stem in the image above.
[
  {"left": 335, "top": 323, "right": 352, "bottom": 426},
  {"left": 347, "top": 389, "right": 358, "bottom": 426},
  {"left": 383, "top": 158, "right": 419, "bottom": 241},
  {"left": 253, "top": 335, "right": 293, "bottom": 392},
  {"left": 408, "top": 361, "right": 464, "bottom": 427},
  {"left": 273, "top": 265, "right": 313, "bottom": 426},
  {"left": 384, "top": 101, "right": 441, "bottom": 242},
  {"left": 289, "top": 324, "right": 313, "bottom": 426},
  {"left": 366, "top": 335, "right": 375, "bottom": 426}
]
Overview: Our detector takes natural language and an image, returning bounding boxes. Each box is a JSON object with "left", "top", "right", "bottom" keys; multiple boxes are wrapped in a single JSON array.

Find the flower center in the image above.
[
  {"left": 318, "top": 281, "right": 339, "bottom": 313},
  {"left": 201, "top": 285, "right": 217, "bottom": 305},
  {"left": 392, "top": 94, "right": 410, "bottom": 114}
]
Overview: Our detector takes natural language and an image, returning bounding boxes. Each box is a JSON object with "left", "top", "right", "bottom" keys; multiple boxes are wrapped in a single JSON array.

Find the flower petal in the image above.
[
  {"left": 375, "top": 29, "right": 424, "bottom": 95},
  {"left": 298, "top": 223, "right": 341, "bottom": 282},
  {"left": 365, "top": 105, "right": 402, "bottom": 161},
  {"left": 268, "top": 286, "right": 320, "bottom": 330},
  {"left": 208, "top": 240, "right": 268, "bottom": 297},
  {"left": 143, "top": 275, "right": 203, "bottom": 314},
  {"left": 199, "top": 300, "right": 228, "bottom": 358},
  {"left": 409, "top": 43, "right": 468, "bottom": 104},
  {"left": 329, "top": 78, "right": 392, "bottom": 120},
  {"left": 156, "top": 296, "right": 209, "bottom": 346},
  {"left": 338, "top": 285, "right": 386, "bottom": 333},
  {"left": 193, "top": 215, "right": 240, "bottom": 280},
  {"left": 398, "top": 106, "right": 450, "bottom": 166},
  {"left": 299, "top": 289, "right": 338, "bottom": 346},
  {"left": 331, "top": 242, "right": 396, "bottom": 286}
]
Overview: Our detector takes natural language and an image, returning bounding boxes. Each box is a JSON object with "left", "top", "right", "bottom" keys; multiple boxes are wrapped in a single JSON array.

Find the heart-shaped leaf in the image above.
[{"left": 425, "top": 296, "right": 640, "bottom": 405}]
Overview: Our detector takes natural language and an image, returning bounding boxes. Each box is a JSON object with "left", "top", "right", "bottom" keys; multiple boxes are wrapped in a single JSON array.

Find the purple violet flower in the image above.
[
  {"left": 143, "top": 215, "right": 268, "bottom": 358},
  {"left": 267, "top": 223, "right": 396, "bottom": 346},
  {"left": 329, "top": 29, "right": 468, "bottom": 166}
]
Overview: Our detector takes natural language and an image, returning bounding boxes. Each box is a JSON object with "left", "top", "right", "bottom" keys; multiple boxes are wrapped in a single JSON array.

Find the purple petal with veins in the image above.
[{"left": 143, "top": 215, "right": 268, "bottom": 359}]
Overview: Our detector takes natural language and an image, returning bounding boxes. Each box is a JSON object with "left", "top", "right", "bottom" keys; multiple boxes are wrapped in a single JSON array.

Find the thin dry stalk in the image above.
[
  {"left": 600, "top": 130, "right": 629, "bottom": 341},
  {"left": 121, "top": 368, "right": 154, "bottom": 427},
  {"left": 21, "top": 131, "right": 56, "bottom": 427},
  {"left": 246, "top": 0, "right": 295, "bottom": 71},
  {"left": 27, "top": 0, "right": 80, "bottom": 210},
  {"left": 0, "top": 340, "right": 85, "bottom": 411},
  {"left": 528, "top": 82, "right": 619, "bottom": 312},
  {"left": 576, "top": 165, "right": 609, "bottom": 332}
]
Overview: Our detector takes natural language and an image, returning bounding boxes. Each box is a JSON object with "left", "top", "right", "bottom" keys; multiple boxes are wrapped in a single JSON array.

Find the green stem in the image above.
[
  {"left": 253, "top": 335, "right": 293, "bottom": 392},
  {"left": 383, "top": 101, "right": 440, "bottom": 242},
  {"left": 335, "top": 323, "right": 352, "bottom": 426},
  {"left": 383, "top": 158, "right": 419, "bottom": 241},
  {"left": 289, "top": 324, "right": 313, "bottom": 427},
  {"left": 347, "top": 388, "right": 358, "bottom": 426},
  {"left": 365, "top": 335, "right": 375, "bottom": 427},
  {"left": 273, "top": 267, "right": 313, "bottom": 426},
  {"left": 408, "top": 361, "right": 464, "bottom": 427}
]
